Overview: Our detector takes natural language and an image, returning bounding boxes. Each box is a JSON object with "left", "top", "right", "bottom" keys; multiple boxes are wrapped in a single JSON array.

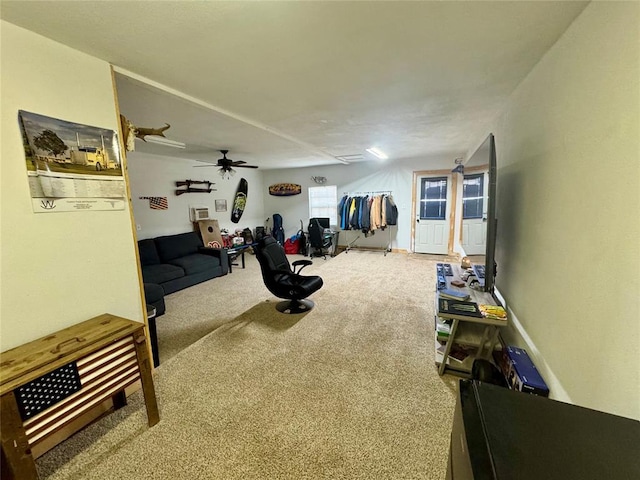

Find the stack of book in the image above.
[{"left": 435, "top": 318, "right": 452, "bottom": 342}]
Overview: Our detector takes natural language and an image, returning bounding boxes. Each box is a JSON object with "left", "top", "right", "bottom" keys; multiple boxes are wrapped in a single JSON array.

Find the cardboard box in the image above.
[{"left": 493, "top": 346, "right": 549, "bottom": 397}]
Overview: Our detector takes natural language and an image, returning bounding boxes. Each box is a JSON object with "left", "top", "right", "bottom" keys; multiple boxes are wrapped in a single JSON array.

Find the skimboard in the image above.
[
  {"left": 268, "top": 183, "right": 301, "bottom": 196},
  {"left": 231, "top": 178, "right": 248, "bottom": 223}
]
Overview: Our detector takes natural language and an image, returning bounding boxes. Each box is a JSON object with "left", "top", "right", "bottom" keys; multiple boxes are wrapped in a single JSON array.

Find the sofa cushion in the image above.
[
  {"left": 169, "top": 253, "right": 221, "bottom": 276},
  {"left": 141, "top": 263, "right": 184, "bottom": 285},
  {"left": 138, "top": 239, "right": 161, "bottom": 266},
  {"left": 155, "top": 232, "right": 203, "bottom": 262}
]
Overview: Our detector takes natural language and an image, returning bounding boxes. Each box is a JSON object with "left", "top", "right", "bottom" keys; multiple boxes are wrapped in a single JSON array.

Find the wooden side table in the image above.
[{"left": 0, "top": 314, "right": 159, "bottom": 480}]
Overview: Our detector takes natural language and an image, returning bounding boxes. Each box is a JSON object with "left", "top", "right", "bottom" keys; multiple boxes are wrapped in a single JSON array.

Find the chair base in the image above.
[
  {"left": 309, "top": 250, "right": 327, "bottom": 260},
  {"left": 276, "top": 298, "right": 315, "bottom": 314}
]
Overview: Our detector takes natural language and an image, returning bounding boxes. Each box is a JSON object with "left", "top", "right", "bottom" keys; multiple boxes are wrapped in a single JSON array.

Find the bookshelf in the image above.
[{"left": 434, "top": 263, "right": 507, "bottom": 376}]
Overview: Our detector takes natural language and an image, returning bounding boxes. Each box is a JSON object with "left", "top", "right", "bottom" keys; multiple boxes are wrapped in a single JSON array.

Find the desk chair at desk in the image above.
[{"left": 308, "top": 217, "right": 333, "bottom": 259}]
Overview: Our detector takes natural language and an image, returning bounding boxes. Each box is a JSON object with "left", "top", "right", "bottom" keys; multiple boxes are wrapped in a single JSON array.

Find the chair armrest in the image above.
[
  {"left": 292, "top": 259, "right": 312, "bottom": 274},
  {"left": 272, "top": 270, "right": 308, "bottom": 287},
  {"left": 198, "top": 247, "right": 229, "bottom": 275}
]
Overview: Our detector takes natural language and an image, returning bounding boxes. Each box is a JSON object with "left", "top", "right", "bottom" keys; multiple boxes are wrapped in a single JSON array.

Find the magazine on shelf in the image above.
[
  {"left": 479, "top": 304, "right": 507, "bottom": 320},
  {"left": 438, "top": 288, "right": 470, "bottom": 301},
  {"left": 436, "top": 343, "right": 477, "bottom": 363}
]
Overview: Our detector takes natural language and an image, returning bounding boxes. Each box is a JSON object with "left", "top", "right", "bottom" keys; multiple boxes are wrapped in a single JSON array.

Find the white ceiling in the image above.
[{"left": 1, "top": 1, "right": 588, "bottom": 170}]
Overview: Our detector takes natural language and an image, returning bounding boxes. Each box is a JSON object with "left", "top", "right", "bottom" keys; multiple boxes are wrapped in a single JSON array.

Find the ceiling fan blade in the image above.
[
  {"left": 229, "top": 160, "right": 247, "bottom": 166},
  {"left": 193, "top": 164, "right": 217, "bottom": 167},
  {"left": 235, "top": 165, "right": 259, "bottom": 169}
]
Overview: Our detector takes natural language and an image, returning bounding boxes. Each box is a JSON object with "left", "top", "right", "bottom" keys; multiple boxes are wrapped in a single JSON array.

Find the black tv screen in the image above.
[{"left": 464, "top": 133, "right": 497, "bottom": 293}]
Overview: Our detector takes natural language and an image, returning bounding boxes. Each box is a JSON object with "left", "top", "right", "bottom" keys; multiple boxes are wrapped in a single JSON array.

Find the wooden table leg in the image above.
[
  {"left": 1, "top": 392, "right": 38, "bottom": 480},
  {"left": 439, "top": 319, "right": 459, "bottom": 376},
  {"left": 147, "top": 313, "right": 160, "bottom": 368},
  {"left": 133, "top": 332, "right": 160, "bottom": 427}
]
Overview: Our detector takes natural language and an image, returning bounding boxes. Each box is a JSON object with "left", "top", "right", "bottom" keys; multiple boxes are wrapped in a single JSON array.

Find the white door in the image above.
[
  {"left": 414, "top": 175, "right": 451, "bottom": 254},
  {"left": 461, "top": 172, "right": 488, "bottom": 255}
]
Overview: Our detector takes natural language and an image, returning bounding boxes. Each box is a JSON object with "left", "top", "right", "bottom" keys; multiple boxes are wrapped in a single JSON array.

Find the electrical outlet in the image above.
[{"left": 136, "top": 224, "right": 141, "bottom": 231}]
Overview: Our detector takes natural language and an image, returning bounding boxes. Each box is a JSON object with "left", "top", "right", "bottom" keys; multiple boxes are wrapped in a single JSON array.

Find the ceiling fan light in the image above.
[{"left": 219, "top": 166, "right": 236, "bottom": 180}]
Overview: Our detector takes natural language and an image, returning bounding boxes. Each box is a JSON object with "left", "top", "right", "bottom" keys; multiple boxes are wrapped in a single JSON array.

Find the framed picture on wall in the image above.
[
  {"left": 215, "top": 199, "right": 227, "bottom": 212},
  {"left": 18, "top": 110, "right": 126, "bottom": 212}
]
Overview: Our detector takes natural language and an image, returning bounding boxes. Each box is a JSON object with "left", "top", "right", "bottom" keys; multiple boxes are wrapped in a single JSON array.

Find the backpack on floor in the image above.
[
  {"left": 297, "top": 219, "right": 307, "bottom": 256},
  {"left": 284, "top": 234, "right": 300, "bottom": 254}
]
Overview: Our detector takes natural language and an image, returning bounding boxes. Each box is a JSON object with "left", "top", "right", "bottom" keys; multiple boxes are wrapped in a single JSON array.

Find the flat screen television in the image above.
[{"left": 462, "top": 133, "right": 497, "bottom": 294}]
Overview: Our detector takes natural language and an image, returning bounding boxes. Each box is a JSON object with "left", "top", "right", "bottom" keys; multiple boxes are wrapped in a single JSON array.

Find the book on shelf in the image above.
[
  {"left": 438, "top": 288, "right": 470, "bottom": 301},
  {"left": 436, "top": 323, "right": 451, "bottom": 334},
  {"left": 438, "top": 297, "right": 483, "bottom": 319},
  {"left": 435, "top": 318, "right": 451, "bottom": 341},
  {"left": 436, "top": 343, "right": 477, "bottom": 363}
]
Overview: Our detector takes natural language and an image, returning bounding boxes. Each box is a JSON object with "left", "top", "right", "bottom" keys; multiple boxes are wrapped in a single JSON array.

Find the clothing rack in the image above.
[
  {"left": 342, "top": 190, "right": 392, "bottom": 196},
  {"left": 340, "top": 191, "right": 394, "bottom": 256}
]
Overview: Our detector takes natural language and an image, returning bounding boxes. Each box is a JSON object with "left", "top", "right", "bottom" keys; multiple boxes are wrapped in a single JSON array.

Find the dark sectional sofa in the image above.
[{"left": 138, "top": 231, "right": 229, "bottom": 296}]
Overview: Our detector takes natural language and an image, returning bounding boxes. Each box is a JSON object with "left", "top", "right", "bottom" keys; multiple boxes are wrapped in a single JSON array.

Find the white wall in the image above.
[
  {"left": 127, "top": 151, "right": 265, "bottom": 239},
  {"left": 262, "top": 156, "right": 453, "bottom": 251},
  {"left": 490, "top": 2, "right": 639, "bottom": 419},
  {"left": 0, "top": 22, "right": 144, "bottom": 350},
  {"left": 128, "top": 151, "right": 454, "bottom": 251}
]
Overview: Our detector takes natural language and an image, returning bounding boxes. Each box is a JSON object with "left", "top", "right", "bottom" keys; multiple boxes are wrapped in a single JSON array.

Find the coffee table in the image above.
[{"left": 226, "top": 243, "right": 255, "bottom": 273}]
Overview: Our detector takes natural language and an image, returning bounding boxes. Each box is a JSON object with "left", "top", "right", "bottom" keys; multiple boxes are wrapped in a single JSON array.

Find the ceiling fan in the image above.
[{"left": 194, "top": 150, "right": 258, "bottom": 179}]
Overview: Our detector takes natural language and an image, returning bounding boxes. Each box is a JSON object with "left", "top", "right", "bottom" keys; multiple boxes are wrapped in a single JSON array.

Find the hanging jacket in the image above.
[
  {"left": 380, "top": 195, "right": 388, "bottom": 230},
  {"left": 349, "top": 197, "right": 359, "bottom": 229},
  {"left": 370, "top": 195, "right": 382, "bottom": 231},
  {"left": 385, "top": 195, "right": 398, "bottom": 225},
  {"left": 360, "top": 195, "right": 371, "bottom": 231},
  {"left": 338, "top": 195, "right": 349, "bottom": 230}
]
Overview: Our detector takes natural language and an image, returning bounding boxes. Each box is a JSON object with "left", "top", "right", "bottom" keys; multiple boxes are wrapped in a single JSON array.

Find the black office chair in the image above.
[
  {"left": 254, "top": 236, "right": 324, "bottom": 313},
  {"left": 308, "top": 217, "right": 332, "bottom": 259}
]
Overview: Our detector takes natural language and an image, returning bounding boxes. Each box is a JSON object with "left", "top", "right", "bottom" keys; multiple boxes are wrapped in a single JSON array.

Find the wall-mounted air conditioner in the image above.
[{"left": 190, "top": 207, "right": 210, "bottom": 222}]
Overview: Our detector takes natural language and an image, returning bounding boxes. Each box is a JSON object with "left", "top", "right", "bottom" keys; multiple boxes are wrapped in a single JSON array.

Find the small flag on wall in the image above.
[{"left": 139, "top": 197, "right": 168, "bottom": 210}]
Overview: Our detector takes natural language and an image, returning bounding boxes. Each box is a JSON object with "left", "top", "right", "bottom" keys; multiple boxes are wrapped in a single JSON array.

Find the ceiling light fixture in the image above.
[
  {"left": 451, "top": 157, "right": 464, "bottom": 174},
  {"left": 143, "top": 136, "right": 186, "bottom": 149},
  {"left": 366, "top": 147, "right": 388, "bottom": 160},
  {"left": 219, "top": 167, "right": 236, "bottom": 180},
  {"left": 311, "top": 176, "right": 327, "bottom": 184}
]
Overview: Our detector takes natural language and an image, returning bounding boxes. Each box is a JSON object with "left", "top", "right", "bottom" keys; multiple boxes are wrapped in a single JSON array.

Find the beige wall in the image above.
[
  {"left": 492, "top": 2, "right": 639, "bottom": 419},
  {"left": 1, "top": 22, "right": 144, "bottom": 350}
]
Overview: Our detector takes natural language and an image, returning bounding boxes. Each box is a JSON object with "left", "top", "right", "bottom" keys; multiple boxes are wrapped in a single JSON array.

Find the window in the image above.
[
  {"left": 462, "top": 173, "right": 484, "bottom": 219},
  {"left": 420, "top": 177, "right": 447, "bottom": 220},
  {"left": 309, "top": 185, "right": 337, "bottom": 225}
]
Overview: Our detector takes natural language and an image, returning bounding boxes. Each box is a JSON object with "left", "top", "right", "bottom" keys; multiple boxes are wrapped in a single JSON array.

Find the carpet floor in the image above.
[{"left": 36, "top": 250, "right": 459, "bottom": 479}]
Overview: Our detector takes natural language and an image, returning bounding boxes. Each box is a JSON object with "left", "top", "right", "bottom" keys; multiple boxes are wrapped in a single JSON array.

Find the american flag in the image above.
[{"left": 140, "top": 196, "right": 168, "bottom": 210}]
